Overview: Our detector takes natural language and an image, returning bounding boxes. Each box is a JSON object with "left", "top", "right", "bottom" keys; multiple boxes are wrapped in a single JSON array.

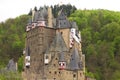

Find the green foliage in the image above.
[
  {"left": 51, "top": 4, "right": 77, "bottom": 18},
  {"left": 69, "top": 9, "right": 120, "bottom": 80},
  {"left": 0, "top": 15, "right": 29, "bottom": 69},
  {"left": 0, "top": 71, "right": 22, "bottom": 80},
  {"left": 28, "top": 4, "right": 77, "bottom": 18},
  {"left": 18, "top": 56, "right": 24, "bottom": 72},
  {"left": 1, "top": 5, "right": 120, "bottom": 80},
  {"left": 112, "top": 71, "right": 120, "bottom": 80},
  {"left": 85, "top": 68, "right": 95, "bottom": 78}
]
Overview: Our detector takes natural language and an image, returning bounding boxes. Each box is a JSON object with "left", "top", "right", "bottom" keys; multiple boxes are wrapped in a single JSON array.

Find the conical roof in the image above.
[
  {"left": 49, "top": 32, "right": 68, "bottom": 52},
  {"left": 59, "top": 52, "right": 65, "bottom": 62},
  {"left": 68, "top": 48, "right": 81, "bottom": 70},
  {"left": 42, "top": 7, "right": 48, "bottom": 18},
  {"left": 33, "top": 11, "right": 39, "bottom": 22},
  {"left": 71, "top": 21, "right": 78, "bottom": 30},
  {"left": 37, "top": 7, "right": 48, "bottom": 21},
  {"left": 56, "top": 9, "right": 71, "bottom": 28}
]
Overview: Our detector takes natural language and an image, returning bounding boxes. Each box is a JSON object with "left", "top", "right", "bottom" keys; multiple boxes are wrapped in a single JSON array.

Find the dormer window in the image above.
[{"left": 59, "top": 61, "right": 66, "bottom": 70}]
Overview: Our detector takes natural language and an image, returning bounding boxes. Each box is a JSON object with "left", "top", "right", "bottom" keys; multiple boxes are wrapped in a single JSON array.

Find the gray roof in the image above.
[
  {"left": 68, "top": 48, "right": 83, "bottom": 70},
  {"left": 59, "top": 52, "right": 65, "bottom": 62},
  {"left": 56, "top": 9, "right": 71, "bottom": 28},
  {"left": 71, "top": 21, "right": 78, "bottom": 30},
  {"left": 38, "top": 11, "right": 45, "bottom": 21},
  {"left": 49, "top": 32, "right": 68, "bottom": 52},
  {"left": 38, "top": 7, "right": 48, "bottom": 21},
  {"left": 41, "top": 7, "right": 48, "bottom": 18},
  {"left": 33, "top": 11, "right": 39, "bottom": 22},
  {"left": 7, "top": 59, "right": 17, "bottom": 71},
  {"left": 33, "top": 8, "right": 48, "bottom": 22}
]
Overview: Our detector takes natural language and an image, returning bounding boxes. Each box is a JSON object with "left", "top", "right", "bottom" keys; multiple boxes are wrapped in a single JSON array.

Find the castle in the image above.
[{"left": 24, "top": 7, "right": 85, "bottom": 80}]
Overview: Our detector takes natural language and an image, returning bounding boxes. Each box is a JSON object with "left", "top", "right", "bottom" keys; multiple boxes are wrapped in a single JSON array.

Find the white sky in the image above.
[{"left": 0, "top": 0, "right": 120, "bottom": 22}]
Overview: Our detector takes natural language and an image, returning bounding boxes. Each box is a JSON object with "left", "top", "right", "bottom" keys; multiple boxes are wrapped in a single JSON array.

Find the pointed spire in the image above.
[
  {"left": 59, "top": 52, "right": 65, "bottom": 62},
  {"left": 49, "top": 32, "right": 68, "bottom": 52},
  {"left": 56, "top": 9, "right": 71, "bottom": 29},
  {"left": 33, "top": 11, "right": 39, "bottom": 22},
  {"left": 71, "top": 21, "right": 78, "bottom": 30},
  {"left": 68, "top": 48, "right": 82, "bottom": 70}
]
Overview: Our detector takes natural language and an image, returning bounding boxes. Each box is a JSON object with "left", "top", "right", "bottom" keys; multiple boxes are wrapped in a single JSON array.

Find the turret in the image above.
[
  {"left": 69, "top": 22, "right": 81, "bottom": 48},
  {"left": 68, "top": 48, "right": 83, "bottom": 70},
  {"left": 48, "top": 7, "right": 53, "bottom": 28},
  {"left": 37, "top": 8, "right": 47, "bottom": 27},
  {"left": 56, "top": 9, "right": 71, "bottom": 29},
  {"left": 59, "top": 52, "right": 66, "bottom": 70}
]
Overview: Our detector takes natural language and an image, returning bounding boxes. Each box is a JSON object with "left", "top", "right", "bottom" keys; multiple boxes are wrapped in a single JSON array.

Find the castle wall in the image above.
[
  {"left": 25, "top": 27, "right": 56, "bottom": 80},
  {"left": 43, "top": 27, "right": 56, "bottom": 51},
  {"left": 56, "top": 28, "right": 70, "bottom": 48}
]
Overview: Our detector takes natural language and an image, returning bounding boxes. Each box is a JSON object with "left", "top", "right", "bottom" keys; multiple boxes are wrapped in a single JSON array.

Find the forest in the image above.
[{"left": 0, "top": 4, "right": 120, "bottom": 80}]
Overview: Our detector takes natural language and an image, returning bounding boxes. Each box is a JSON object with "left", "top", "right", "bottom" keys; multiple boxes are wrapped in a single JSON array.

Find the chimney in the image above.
[{"left": 48, "top": 7, "right": 53, "bottom": 28}]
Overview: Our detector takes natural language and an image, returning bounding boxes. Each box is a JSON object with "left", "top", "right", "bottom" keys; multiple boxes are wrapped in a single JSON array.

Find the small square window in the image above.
[
  {"left": 49, "top": 71, "right": 51, "bottom": 74},
  {"left": 73, "top": 74, "right": 76, "bottom": 77},
  {"left": 54, "top": 64, "right": 56, "bottom": 66},
  {"left": 55, "top": 58, "right": 58, "bottom": 60}
]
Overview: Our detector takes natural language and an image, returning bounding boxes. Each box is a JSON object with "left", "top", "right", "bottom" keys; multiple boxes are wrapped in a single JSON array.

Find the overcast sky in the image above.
[{"left": 0, "top": 0, "right": 120, "bottom": 22}]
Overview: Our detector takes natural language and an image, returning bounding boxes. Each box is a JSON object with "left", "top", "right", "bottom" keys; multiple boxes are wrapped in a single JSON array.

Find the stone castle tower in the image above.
[{"left": 24, "top": 7, "right": 85, "bottom": 80}]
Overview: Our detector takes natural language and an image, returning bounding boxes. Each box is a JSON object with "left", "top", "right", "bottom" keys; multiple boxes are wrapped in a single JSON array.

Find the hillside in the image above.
[
  {"left": 0, "top": 15, "right": 30, "bottom": 68},
  {"left": 0, "top": 8, "right": 120, "bottom": 80},
  {"left": 69, "top": 9, "right": 120, "bottom": 80}
]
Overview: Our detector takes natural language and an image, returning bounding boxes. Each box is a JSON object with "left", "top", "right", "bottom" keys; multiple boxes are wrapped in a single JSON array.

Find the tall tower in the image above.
[
  {"left": 24, "top": 7, "right": 85, "bottom": 80},
  {"left": 48, "top": 7, "right": 53, "bottom": 28}
]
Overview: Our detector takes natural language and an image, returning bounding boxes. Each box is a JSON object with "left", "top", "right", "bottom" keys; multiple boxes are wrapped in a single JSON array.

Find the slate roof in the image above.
[
  {"left": 33, "top": 7, "right": 48, "bottom": 22},
  {"left": 33, "top": 11, "right": 39, "bottom": 22},
  {"left": 7, "top": 59, "right": 16, "bottom": 71},
  {"left": 71, "top": 21, "right": 78, "bottom": 30},
  {"left": 41, "top": 7, "right": 48, "bottom": 18},
  {"left": 49, "top": 32, "right": 68, "bottom": 52},
  {"left": 59, "top": 52, "right": 65, "bottom": 62},
  {"left": 68, "top": 48, "right": 83, "bottom": 70},
  {"left": 56, "top": 9, "right": 71, "bottom": 29}
]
